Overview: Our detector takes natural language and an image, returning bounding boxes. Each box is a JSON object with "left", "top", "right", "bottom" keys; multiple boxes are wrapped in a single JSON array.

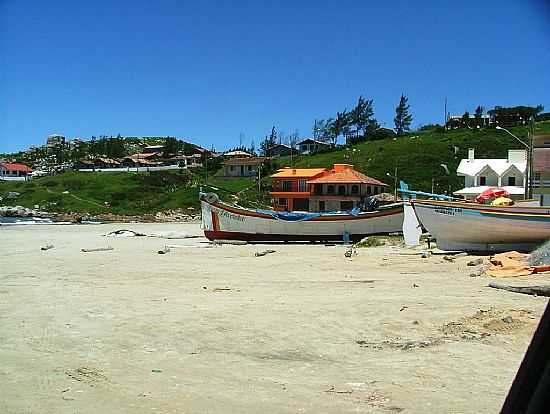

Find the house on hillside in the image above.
[
  {"left": 297, "top": 138, "right": 331, "bottom": 155},
  {"left": 268, "top": 144, "right": 293, "bottom": 157},
  {"left": 454, "top": 148, "right": 526, "bottom": 200},
  {"left": 446, "top": 114, "right": 491, "bottom": 129},
  {"left": 164, "top": 154, "right": 203, "bottom": 168},
  {"left": 77, "top": 158, "right": 121, "bottom": 170},
  {"left": 532, "top": 134, "right": 550, "bottom": 205},
  {"left": 223, "top": 150, "right": 253, "bottom": 158},
  {"left": 121, "top": 153, "right": 160, "bottom": 168},
  {"left": 46, "top": 134, "right": 65, "bottom": 148},
  {"left": 222, "top": 157, "right": 266, "bottom": 177},
  {"left": 270, "top": 164, "right": 388, "bottom": 212},
  {"left": 0, "top": 163, "right": 33, "bottom": 181}
]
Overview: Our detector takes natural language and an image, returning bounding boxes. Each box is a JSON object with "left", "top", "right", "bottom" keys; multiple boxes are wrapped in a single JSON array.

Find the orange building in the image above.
[{"left": 270, "top": 164, "right": 388, "bottom": 212}]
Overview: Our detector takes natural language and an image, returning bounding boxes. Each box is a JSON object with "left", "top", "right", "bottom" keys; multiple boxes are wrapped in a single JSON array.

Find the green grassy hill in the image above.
[
  {"left": 276, "top": 122, "right": 550, "bottom": 195},
  {"left": 0, "top": 170, "right": 255, "bottom": 215}
]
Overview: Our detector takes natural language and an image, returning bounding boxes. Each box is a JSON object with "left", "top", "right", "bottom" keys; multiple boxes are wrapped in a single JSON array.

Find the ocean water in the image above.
[{"left": 0, "top": 216, "right": 54, "bottom": 225}]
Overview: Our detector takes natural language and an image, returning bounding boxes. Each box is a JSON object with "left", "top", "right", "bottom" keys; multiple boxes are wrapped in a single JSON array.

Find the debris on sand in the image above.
[
  {"left": 158, "top": 246, "right": 171, "bottom": 255},
  {"left": 255, "top": 249, "right": 276, "bottom": 257},
  {"left": 105, "top": 229, "right": 146, "bottom": 237},
  {"left": 81, "top": 247, "right": 114, "bottom": 253},
  {"left": 467, "top": 258, "right": 484, "bottom": 266},
  {"left": 212, "top": 239, "right": 247, "bottom": 246},
  {"left": 41, "top": 244, "right": 54, "bottom": 251},
  {"left": 529, "top": 240, "right": 550, "bottom": 266}
]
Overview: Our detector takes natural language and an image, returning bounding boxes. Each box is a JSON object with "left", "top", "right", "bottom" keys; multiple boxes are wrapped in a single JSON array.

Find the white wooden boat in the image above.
[
  {"left": 200, "top": 193, "right": 404, "bottom": 242},
  {"left": 411, "top": 199, "right": 550, "bottom": 252}
]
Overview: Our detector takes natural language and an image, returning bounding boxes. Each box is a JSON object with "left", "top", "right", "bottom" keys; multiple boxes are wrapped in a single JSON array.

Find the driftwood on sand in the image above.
[
  {"left": 81, "top": 247, "right": 114, "bottom": 253},
  {"left": 488, "top": 282, "right": 550, "bottom": 297}
]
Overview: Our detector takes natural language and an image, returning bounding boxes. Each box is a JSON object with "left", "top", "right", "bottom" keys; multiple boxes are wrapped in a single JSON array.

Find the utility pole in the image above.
[
  {"left": 394, "top": 165, "right": 398, "bottom": 201},
  {"left": 529, "top": 117, "right": 535, "bottom": 199},
  {"left": 258, "top": 163, "right": 261, "bottom": 195},
  {"left": 444, "top": 97, "right": 448, "bottom": 131}
]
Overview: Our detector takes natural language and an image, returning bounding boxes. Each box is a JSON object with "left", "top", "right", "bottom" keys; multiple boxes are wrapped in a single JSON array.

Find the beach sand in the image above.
[{"left": 0, "top": 223, "right": 547, "bottom": 413}]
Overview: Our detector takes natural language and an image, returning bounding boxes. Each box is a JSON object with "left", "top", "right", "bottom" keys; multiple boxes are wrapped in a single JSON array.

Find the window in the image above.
[
  {"left": 479, "top": 176, "right": 486, "bottom": 185},
  {"left": 319, "top": 201, "right": 325, "bottom": 211},
  {"left": 298, "top": 179, "right": 307, "bottom": 192},
  {"left": 282, "top": 180, "right": 292, "bottom": 191},
  {"left": 367, "top": 186, "right": 372, "bottom": 195},
  {"left": 351, "top": 185, "right": 359, "bottom": 195},
  {"left": 508, "top": 176, "right": 516, "bottom": 186},
  {"left": 374, "top": 186, "right": 379, "bottom": 194},
  {"left": 248, "top": 165, "right": 252, "bottom": 171},
  {"left": 327, "top": 185, "right": 335, "bottom": 194},
  {"left": 230, "top": 165, "right": 235, "bottom": 171},
  {"left": 278, "top": 198, "right": 288, "bottom": 206},
  {"left": 340, "top": 201, "right": 353, "bottom": 211},
  {"left": 338, "top": 185, "right": 346, "bottom": 195},
  {"left": 313, "top": 184, "right": 323, "bottom": 195}
]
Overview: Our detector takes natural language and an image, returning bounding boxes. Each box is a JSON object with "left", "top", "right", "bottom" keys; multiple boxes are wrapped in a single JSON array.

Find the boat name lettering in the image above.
[
  {"left": 434, "top": 207, "right": 462, "bottom": 216},
  {"left": 218, "top": 210, "right": 245, "bottom": 222}
]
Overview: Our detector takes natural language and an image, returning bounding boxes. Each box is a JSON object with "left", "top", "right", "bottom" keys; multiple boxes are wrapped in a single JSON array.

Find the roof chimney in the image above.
[
  {"left": 334, "top": 164, "right": 353, "bottom": 172},
  {"left": 468, "top": 148, "right": 475, "bottom": 162}
]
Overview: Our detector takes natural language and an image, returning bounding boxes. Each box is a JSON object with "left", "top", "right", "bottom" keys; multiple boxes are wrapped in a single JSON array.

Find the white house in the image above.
[{"left": 454, "top": 148, "right": 527, "bottom": 200}]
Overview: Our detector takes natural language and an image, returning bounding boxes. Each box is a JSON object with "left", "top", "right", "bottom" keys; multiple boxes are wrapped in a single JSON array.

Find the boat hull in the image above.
[
  {"left": 412, "top": 200, "right": 550, "bottom": 252},
  {"left": 201, "top": 198, "right": 404, "bottom": 242}
]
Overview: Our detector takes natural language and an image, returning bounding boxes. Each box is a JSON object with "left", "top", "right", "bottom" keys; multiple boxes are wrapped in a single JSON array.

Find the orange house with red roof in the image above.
[{"left": 270, "top": 164, "right": 388, "bottom": 212}]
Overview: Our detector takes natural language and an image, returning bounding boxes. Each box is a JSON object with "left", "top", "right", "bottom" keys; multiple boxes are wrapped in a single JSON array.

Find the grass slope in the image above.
[
  {"left": 0, "top": 171, "right": 255, "bottom": 215},
  {"left": 277, "top": 122, "right": 550, "bottom": 194}
]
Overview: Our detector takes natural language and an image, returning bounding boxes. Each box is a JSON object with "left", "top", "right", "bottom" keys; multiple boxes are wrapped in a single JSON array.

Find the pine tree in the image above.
[{"left": 394, "top": 94, "right": 413, "bottom": 136}]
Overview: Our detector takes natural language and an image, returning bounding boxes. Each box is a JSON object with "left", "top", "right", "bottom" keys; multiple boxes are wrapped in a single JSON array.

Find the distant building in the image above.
[
  {"left": 446, "top": 115, "right": 491, "bottom": 129},
  {"left": 142, "top": 145, "right": 165, "bottom": 153},
  {"left": 270, "top": 164, "right": 388, "bottom": 212},
  {"left": 454, "top": 148, "right": 526, "bottom": 200},
  {"left": 46, "top": 134, "right": 65, "bottom": 147},
  {"left": 0, "top": 162, "right": 33, "bottom": 181},
  {"left": 532, "top": 134, "right": 550, "bottom": 205},
  {"left": 164, "top": 154, "right": 203, "bottom": 168},
  {"left": 223, "top": 150, "right": 253, "bottom": 158},
  {"left": 222, "top": 157, "right": 266, "bottom": 177},
  {"left": 77, "top": 158, "right": 121, "bottom": 169},
  {"left": 269, "top": 144, "right": 293, "bottom": 157},
  {"left": 121, "top": 152, "right": 161, "bottom": 168},
  {"left": 296, "top": 138, "right": 331, "bottom": 155}
]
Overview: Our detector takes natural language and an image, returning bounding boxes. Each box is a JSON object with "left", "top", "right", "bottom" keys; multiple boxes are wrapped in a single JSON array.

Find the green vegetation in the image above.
[{"left": 0, "top": 171, "right": 255, "bottom": 215}]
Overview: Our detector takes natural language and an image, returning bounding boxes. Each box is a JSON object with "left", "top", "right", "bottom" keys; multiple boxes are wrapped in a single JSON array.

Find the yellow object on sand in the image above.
[
  {"left": 491, "top": 197, "right": 514, "bottom": 206},
  {"left": 486, "top": 251, "right": 533, "bottom": 277}
]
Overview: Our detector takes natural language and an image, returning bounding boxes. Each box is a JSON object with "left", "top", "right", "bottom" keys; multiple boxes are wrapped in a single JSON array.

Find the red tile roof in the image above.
[
  {"left": 271, "top": 168, "right": 327, "bottom": 178},
  {"left": 0, "top": 163, "right": 33, "bottom": 173},
  {"left": 307, "top": 165, "right": 387, "bottom": 185}
]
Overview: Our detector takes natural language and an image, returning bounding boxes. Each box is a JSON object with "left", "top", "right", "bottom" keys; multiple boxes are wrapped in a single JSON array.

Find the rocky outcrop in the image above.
[{"left": 0, "top": 206, "right": 49, "bottom": 218}]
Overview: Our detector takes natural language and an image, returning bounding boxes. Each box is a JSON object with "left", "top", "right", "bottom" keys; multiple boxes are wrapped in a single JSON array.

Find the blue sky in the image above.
[{"left": 1, "top": 0, "right": 549, "bottom": 153}]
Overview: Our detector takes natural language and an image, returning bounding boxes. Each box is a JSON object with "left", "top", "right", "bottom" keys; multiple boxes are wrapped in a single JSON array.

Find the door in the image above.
[
  {"left": 240, "top": 165, "right": 244, "bottom": 176},
  {"left": 293, "top": 198, "right": 309, "bottom": 211}
]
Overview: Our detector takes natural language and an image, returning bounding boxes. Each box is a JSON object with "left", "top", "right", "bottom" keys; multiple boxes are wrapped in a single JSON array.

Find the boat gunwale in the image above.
[
  {"left": 411, "top": 199, "right": 550, "bottom": 217},
  {"left": 202, "top": 198, "right": 403, "bottom": 222}
]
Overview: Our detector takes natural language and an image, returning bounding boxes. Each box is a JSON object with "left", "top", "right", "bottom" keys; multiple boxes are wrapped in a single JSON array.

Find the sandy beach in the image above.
[{"left": 0, "top": 223, "right": 547, "bottom": 413}]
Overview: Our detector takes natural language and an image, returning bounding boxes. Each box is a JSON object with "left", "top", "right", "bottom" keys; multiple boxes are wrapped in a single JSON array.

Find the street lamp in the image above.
[
  {"left": 495, "top": 126, "right": 532, "bottom": 199},
  {"left": 386, "top": 168, "right": 398, "bottom": 201}
]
